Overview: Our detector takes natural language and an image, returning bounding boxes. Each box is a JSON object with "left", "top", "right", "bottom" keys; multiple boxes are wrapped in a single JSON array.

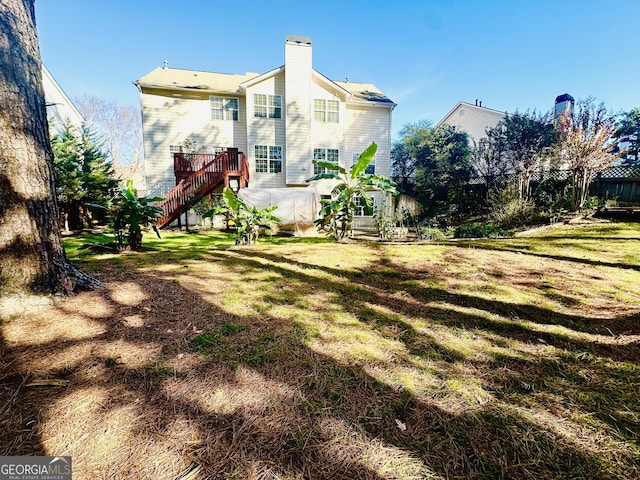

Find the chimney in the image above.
[
  {"left": 285, "top": 35, "right": 312, "bottom": 73},
  {"left": 284, "top": 35, "right": 313, "bottom": 185}
]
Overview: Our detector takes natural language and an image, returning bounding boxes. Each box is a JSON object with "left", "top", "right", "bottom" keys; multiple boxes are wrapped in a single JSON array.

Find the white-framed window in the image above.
[
  {"left": 171, "top": 144, "right": 223, "bottom": 157},
  {"left": 169, "top": 144, "right": 184, "bottom": 156},
  {"left": 255, "top": 145, "right": 282, "bottom": 173},
  {"left": 352, "top": 152, "right": 375, "bottom": 174},
  {"left": 354, "top": 194, "right": 374, "bottom": 216},
  {"left": 210, "top": 96, "right": 239, "bottom": 121},
  {"left": 314, "top": 99, "right": 339, "bottom": 123},
  {"left": 313, "top": 148, "right": 339, "bottom": 175},
  {"left": 269, "top": 146, "right": 282, "bottom": 173},
  {"left": 254, "top": 94, "right": 282, "bottom": 118}
]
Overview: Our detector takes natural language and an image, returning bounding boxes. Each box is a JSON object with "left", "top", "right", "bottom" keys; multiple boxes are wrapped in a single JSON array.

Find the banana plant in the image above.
[
  {"left": 208, "top": 187, "right": 280, "bottom": 245},
  {"left": 307, "top": 142, "right": 398, "bottom": 241},
  {"left": 108, "top": 180, "right": 163, "bottom": 250}
]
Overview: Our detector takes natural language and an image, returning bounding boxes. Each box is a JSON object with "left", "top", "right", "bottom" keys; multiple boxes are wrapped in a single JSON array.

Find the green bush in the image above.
[
  {"left": 488, "top": 187, "right": 537, "bottom": 229},
  {"left": 582, "top": 195, "right": 605, "bottom": 215},
  {"left": 453, "top": 222, "right": 511, "bottom": 238},
  {"left": 418, "top": 226, "right": 447, "bottom": 240},
  {"left": 533, "top": 177, "right": 571, "bottom": 210}
]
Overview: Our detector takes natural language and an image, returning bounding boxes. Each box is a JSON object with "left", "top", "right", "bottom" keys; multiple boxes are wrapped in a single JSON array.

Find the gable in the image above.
[{"left": 438, "top": 102, "right": 505, "bottom": 144}]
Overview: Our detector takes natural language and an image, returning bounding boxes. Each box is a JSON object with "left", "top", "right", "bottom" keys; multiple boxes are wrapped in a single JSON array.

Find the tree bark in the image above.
[{"left": 0, "top": 0, "right": 101, "bottom": 294}]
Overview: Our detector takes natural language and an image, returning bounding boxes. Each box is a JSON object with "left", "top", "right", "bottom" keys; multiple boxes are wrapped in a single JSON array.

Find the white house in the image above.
[
  {"left": 437, "top": 100, "right": 506, "bottom": 147},
  {"left": 134, "top": 35, "right": 395, "bottom": 229},
  {"left": 42, "top": 64, "right": 84, "bottom": 136}
]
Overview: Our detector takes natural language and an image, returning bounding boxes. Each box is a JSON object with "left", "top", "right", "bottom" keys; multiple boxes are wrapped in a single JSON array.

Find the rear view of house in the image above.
[{"left": 134, "top": 35, "right": 395, "bottom": 228}]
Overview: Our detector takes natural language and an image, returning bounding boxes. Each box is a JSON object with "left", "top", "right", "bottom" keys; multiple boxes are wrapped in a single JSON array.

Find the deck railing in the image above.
[{"left": 156, "top": 150, "right": 249, "bottom": 228}]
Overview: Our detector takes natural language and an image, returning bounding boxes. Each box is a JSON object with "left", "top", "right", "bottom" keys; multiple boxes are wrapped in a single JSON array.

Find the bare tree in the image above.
[
  {"left": 74, "top": 95, "right": 143, "bottom": 180},
  {"left": 0, "top": 0, "right": 100, "bottom": 294},
  {"left": 557, "top": 97, "right": 619, "bottom": 211}
]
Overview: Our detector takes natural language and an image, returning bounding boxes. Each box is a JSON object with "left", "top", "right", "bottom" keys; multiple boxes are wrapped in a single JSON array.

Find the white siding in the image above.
[
  {"left": 310, "top": 80, "right": 344, "bottom": 159},
  {"left": 284, "top": 38, "right": 312, "bottom": 186},
  {"left": 344, "top": 104, "right": 392, "bottom": 177},
  {"left": 441, "top": 103, "right": 505, "bottom": 146},
  {"left": 42, "top": 66, "right": 84, "bottom": 136},
  {"left": 141, "top": 90, "right": 247, "bottom": 197},
  {"left": 245, "top": 72, "right": 286, "bottom": 189}
]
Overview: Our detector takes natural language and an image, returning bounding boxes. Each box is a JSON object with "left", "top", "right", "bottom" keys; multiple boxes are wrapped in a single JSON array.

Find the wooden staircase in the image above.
[{"left": 156, "top": 149, "right": 249, "bottom": 229}]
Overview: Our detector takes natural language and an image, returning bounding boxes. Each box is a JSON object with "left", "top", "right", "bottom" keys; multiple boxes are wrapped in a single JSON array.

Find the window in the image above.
[
  {"left": 314, "top": 99, "right": 339, "bottom": 123},
  {"left": 313, "top": 148, "right": 339, "bottom": 175},
  {"left": 254, "top": 94, "right": 282, "bottom": 118},
  {"left": 354, "top": 194, "right": 374, "bottom": 216},
  {"left": 255, "top": 145, "right": 268, "bottom": 173},
  {"left": 210, "top": 96, "right": 238, "bottom": 121},
  {"left": 353, "top": 152, "right": 375, "bottom": 174},
  {"left": 255, "top": 145, "right": 282, "bottom": 173},
  {"left": 269, "top": 146, "right": 282, "bottom": 173}
]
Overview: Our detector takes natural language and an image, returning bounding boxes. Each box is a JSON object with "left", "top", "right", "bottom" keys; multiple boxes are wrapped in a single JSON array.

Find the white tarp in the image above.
[{"left": 239, "top": 188, "right": 318, "bottom": 236}]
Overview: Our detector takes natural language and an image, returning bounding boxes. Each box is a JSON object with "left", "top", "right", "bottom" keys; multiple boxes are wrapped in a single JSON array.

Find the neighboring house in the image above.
[
  {"left": 134, "top": 35, "right": 396, "bottom": 229},
  {"left": 42, "top": 64, "right": 84, "bottom": 136},
  {"left": 437, "top": 100, "right": 506, "bottom": 147}
]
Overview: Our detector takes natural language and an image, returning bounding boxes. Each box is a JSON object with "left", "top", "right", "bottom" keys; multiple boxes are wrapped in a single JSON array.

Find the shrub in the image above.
[
  {"left": 533, "top": 177, "right": 571, "bottom": 211},
  {"left": 582, "top": 195, "right": 605, "bottom": 215},
  {"left": 488, "top": 187, "right": 537, "bottom": 229},
  {"left": 453, "top": 222, "right": 511, "bottom": 238},
  {"left": 417, "top": 226, "right": 447, "bottom": 240},
  {"left": 90, "top": 179, "right": 163, "bottom": 251}
]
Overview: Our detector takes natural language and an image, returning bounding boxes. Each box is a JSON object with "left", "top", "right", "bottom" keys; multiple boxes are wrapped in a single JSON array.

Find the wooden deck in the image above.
[{"left": 156, "top": 149, "right": 249, "bottom": 229}]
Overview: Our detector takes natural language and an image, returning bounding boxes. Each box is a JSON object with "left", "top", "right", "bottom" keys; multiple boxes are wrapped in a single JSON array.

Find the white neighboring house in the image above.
[
  {"left": 437, "top": 100, "right": 506, "bottom": 147},
  {"left": 42, "top": 64, "right": 84, "bottom": 136},
  {"left": 134, "top": 35, "right": 396, "bottom": 229}
]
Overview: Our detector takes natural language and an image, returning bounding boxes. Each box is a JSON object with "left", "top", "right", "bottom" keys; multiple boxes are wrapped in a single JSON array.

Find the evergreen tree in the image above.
[
  {"left": 489, "top": 111, "right": 557, "bottom": 201},
  {"left": 615, "top": 107, "right": 640, "bottom": 165},
  {"left": 413, "top": 125, "right": 473, "bottom": 217},
  {"left": 52, "top": 122, "right": 118, "bottom": 230}
]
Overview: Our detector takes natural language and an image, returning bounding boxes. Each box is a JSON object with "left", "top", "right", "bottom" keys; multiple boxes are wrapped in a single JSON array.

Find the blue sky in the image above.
[{"left": 34, "top": 0, "right": 639, "bottom": 141}]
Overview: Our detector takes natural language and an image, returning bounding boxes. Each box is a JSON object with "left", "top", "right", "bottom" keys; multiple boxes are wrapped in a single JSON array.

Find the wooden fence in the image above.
[
  {"left": 466, "top": 165, "right": 640, "bottom": 204},
  {"left": 591, "top": 166, "right": 640, "bottom": 204}
]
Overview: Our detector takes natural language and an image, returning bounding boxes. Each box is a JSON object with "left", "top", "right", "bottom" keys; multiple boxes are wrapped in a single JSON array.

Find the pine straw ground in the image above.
[{"left": 1, "top": 220, "right": 639, "bottom": 479}]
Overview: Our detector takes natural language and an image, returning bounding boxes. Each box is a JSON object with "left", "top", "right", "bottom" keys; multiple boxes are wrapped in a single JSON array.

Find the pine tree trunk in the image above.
[{"left": 0, "top": 0, "right": 101, "bottom": 294}]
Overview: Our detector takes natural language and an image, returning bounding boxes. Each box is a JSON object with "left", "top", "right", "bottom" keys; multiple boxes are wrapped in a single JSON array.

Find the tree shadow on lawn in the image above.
[
  {"left": 213, "top": 248, "right": 639, "bottom": 467},
  {"left": 234, "top": 247, "right": 640, "bottom": 343},
  {"left": 0, "top": 244, "right": 638, "bottom": 479},
  {"left": 444, "top": 237, "right": 640, "bottom": 272}
]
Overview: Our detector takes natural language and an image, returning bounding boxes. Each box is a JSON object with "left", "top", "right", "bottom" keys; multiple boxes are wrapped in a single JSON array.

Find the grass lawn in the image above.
[{"left": 1, "top": 220, "right": 639, "bottom": 479}]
